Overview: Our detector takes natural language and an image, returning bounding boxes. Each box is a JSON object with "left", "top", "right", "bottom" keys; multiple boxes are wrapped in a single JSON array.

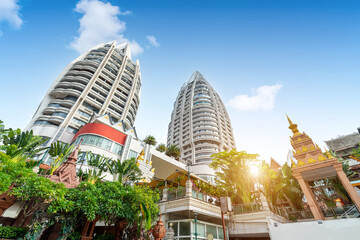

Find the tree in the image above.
[
  {"left": 48, "top": 182, "right": 159, "bottom": 239},
  {"left": 106, "top": 158, "right": 142, "bottom": 185},
  {"left": 156, "top": 143, "right": 167, "bottom": 153},
  {"left": 78, "top": 152, "right": 112, "bottom": 184},
  {"left": 259, "top": 162, "right": 303, "bottom": 211},
  {"left": 1, "top": 129, "right": 47, "bottom": 164},
  {"left": 48, "top": 141, "right": 75, "bottom": 174},
  {"left": 165, "top": 145, "right": 180, "bottom": 159},
  {"left": 143, "top": 135, "right": 157, "bottom": 146},
  {"left": 210, "top": 149, "right": 259, "bottom": 203}
]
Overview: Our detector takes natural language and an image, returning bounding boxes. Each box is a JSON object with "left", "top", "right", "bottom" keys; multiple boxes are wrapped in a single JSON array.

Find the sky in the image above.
[{"left": 0, "top": 0, "right": 360, "bottom": 164}]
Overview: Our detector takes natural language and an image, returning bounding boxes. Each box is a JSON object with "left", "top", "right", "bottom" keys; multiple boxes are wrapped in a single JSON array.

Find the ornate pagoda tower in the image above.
[{"left": 287, "top": 115, "right": 360, "bottom": 220}]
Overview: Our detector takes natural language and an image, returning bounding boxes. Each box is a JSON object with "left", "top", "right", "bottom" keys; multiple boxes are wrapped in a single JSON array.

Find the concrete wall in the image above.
[{"left": 269, "top": 219, "right": 360, "bottom": 240}]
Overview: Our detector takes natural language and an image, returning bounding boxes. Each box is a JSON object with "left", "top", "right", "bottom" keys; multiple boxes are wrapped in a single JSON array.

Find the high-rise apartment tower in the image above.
[
  {"left": 27, "top": 42, "right": 141, "bottom": 146},
  {"left": 167, "top": 71, "right": 236, "bottom": 181}
]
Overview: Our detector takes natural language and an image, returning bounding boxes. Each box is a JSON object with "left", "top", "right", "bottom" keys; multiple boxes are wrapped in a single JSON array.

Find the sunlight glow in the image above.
[{"left": 249, "top": 165, "right": 259, "bottom": 177}]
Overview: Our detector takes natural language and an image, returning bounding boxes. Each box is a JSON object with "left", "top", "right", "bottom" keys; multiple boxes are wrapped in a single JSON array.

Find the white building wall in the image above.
[{"left": 268, "top": 219, "right": 360, "bottom": 240}]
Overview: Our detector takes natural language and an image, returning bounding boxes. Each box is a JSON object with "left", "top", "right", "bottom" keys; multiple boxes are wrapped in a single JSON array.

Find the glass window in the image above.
[
  {"left": 52, "top": 112, "right": 68, "bottom": 118},
  {"left": 207, "top": 225, "right": 217, "bottom": 239},
  {"left": 192, "top": 222, "right": 205, "bottom": 238},
  {"left": 34, "top": 120, "right": 57, "bottom": 126},
  {"left": 128, "top": 150, "right": 138, "bottom": 159},
  {"left": 77, "top": 110, "right": 91, "bottom": 118},
  {"left": 112, "top": 143, "right": 123, "bottom": 155},
  {"left": 48, "top": 103, "right": 62, "bottom": 108},
  {"left": 66, "top": 126, "right": 78, "bottom": 134},
  {"left": 95, "top": 137, "right": 103, "bottom": 147},
  {"left": 179, "top": 222, "right": 190, "bottom": 236},
  {"left": 73, "top": 118, "right": 87, "bottom": 126},
  {"left": 218, "top": 227, "right": 224, "bottom": 239},
  {"left": 64, "top": 95, "right": 78, "bottom": 102},
  {"left": 83, "top": 101, "right": 99, "bottom": 113},
  {"left": 171, "top": 222, "right": 178, "bottom": 237}
]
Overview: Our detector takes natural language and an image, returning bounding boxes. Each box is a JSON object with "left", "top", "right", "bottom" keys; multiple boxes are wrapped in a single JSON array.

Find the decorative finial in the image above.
[
  {"left": 286, "top": 114, "right": 293, "bottom": 125},
  {"left": 286, "top": 115, "right": 300, "bottom": 136}
]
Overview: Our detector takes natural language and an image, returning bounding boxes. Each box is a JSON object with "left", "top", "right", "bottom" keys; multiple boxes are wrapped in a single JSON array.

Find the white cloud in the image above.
[
  {"left": 228, "top": 84, "right": 282, "bottom": 111},
  {"left": 0, "top": 0, "right": 23, "bottom": 34},
  {"left": 70, "top": 0, "right": 143, "bottom": 56},
  {"left": 146, "top": 35, "right": 160, "bottom": 47}
]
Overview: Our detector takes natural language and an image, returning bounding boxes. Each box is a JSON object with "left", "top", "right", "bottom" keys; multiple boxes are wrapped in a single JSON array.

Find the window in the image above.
[
  {"left": 128, "top": 150, "right": 138, "bottom": 159},
  {"left": 48, "top": 103, "right": 62, "bottom": 108},
  {"left": 64, "top": 95, "right": 78, "bottom": 102},
  {"left": 73, "top": 118, "right": 87, "bottom": 126},
  {"left": 77, "top": 134, "right": 113, "bottom": 151},
  {"left": 77, "top": 110, "right": 92, "bottom": 118},
  {"left": 83, "top": 101, "right": 99, "bottom": 113},
  {"left": 52, "top": 112, "right": 68, "bottom": 118},
  {"left": 34, "top": 120, "right": 57, "bottom": 126},
  {"left": 207, "top": 225, "right": 217, "bottom": 239},
  {"left": 66, "top": 126, "right": 78, "bottom": 134},
  {"left": 179, "top": 222, "right": 190, "bottom": 236},
  {"left": 192, "top": 222, "right": 205, "bottom": 237},
  {"left": 112, "top": 143, "right": 123, "bottom": 155}
]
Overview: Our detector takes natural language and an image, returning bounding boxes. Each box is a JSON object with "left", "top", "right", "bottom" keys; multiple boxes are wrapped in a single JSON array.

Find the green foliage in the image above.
[
  {"left": 210, "top": 149, "right": 259, "bottom": 203},
  {"left": 155, "top": 143, "right": 167, "bottom": 153},
  {"left": 78, "top": 152, "right": 112, "bottom": 184},
  {"left": 143, "top": 135, "right": 157, "bottom": 146},
  {"left": 93, "top": 233, "right": 114, "bottom": 240},
  {"left": 351, "top": 143, "right": 360, "bottom": 159},
  {"left": 259, "top": 161, "right": 303, "bottom": 210},
  {"left": 193, "top": 180, "right": 225, "bottom": 198},
  {"left": 165, "top": 145, "right": 180, "bottom": 159},
  {"left": 48, "top": 141, "right": 75, "bottom": 174},
  {"left": 66, "top": 231, "right": 81, "bottom": 240},
  {"left": 48, "top": 182, "right": 159, "bottom": 231},
  {"left": 1, "top": 128, "right": 47, "bottom": 162},
  {"left": 106, "top": 158, "right": 142, "bottom": 185},
  {"left": 0, "top": 226, "right": 27, "bottom": 238}
]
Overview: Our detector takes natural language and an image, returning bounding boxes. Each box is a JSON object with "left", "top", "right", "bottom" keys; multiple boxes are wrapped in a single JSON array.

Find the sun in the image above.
[{"left": 249, "top": 165, "right": 259, "bottom": 177}]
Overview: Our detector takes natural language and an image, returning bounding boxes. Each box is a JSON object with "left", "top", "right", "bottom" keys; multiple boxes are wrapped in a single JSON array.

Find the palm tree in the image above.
[
  {"left": 156, "top": 143, "right": 167, "bottom": 153},
  {"left": 1, "top": 129, "right": 47, "bottom": 164},
  {"left": 106, "top": 158, "right": 142, "bottom": 185},
  {"left": 143, "top": 135, "right": 157, "bottom": 146},
  {"left": 48, "top": 141, "right": 75, "bottom": 174},
  {"left": 78, "top": 152, "right": 112, "bottom": 184},
  {"left": 165, "top": 145, "right": 180, "bottom": 159}
]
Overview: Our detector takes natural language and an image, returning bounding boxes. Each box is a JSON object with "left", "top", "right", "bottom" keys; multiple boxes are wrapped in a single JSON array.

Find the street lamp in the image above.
[{"left": 194, "top": 212, "right": 198, "bottom": 240}]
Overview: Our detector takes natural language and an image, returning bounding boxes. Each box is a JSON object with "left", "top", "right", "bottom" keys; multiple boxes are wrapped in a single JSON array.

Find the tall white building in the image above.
[
  {"left": 27, "top": 42, "right": 141, "bottom": 146},
  {"left": 167, "top": 71, "right": 236, "bottom": 181}
]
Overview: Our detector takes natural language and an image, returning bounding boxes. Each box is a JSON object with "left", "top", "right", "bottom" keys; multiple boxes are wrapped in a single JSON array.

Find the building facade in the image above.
[
  {"left": 325, "top": 128, "right": 360, "bottom": 159},
  {"left": 26, "top": 42, "right": 141, "bottom": 146},
  {"left": 167, "top": 71, "right": 236, "bottom": 180}
]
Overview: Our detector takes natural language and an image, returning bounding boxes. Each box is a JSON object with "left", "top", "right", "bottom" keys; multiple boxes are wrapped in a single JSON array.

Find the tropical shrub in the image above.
[{"left": 0, "top": 226, "right": 27, "bottom": 239}]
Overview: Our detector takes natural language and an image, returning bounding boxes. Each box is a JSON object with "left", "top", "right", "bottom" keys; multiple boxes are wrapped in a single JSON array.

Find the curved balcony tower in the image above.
[
  {"left": 27, "top": 42, "right": 141, "bottom": 145},
  {"left": 167, "top": 71, "right": 236, "bottom": 180}
]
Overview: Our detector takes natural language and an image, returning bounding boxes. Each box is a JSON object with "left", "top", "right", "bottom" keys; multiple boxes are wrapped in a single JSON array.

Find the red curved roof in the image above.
[{"left": 72, "top": 123, "right": 127, "bottom": 145}]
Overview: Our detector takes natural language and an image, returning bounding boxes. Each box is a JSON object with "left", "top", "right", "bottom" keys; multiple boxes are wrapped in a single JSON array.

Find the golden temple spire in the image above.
[
  {"left": 286, "top": 114, "right": 300, "bottom": 136},
  {"left": 286, "top": 114, "right": 293, "bottom": 125}
]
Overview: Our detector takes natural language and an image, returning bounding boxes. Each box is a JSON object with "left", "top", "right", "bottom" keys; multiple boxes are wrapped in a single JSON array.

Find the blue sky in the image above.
[{"left": 1, "top": 0, "right": 359, "bottom": 163}]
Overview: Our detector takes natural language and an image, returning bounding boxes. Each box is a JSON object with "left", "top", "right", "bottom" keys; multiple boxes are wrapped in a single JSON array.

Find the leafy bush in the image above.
[
  {"left": 66, "top": 231, "right": 81, "bottom": 240},
  {"left": 0, "top": 226, "right": 27, "bottom": 239},
  {"left": 93, "top": 233, "right": 114, "bottom": 240}
]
